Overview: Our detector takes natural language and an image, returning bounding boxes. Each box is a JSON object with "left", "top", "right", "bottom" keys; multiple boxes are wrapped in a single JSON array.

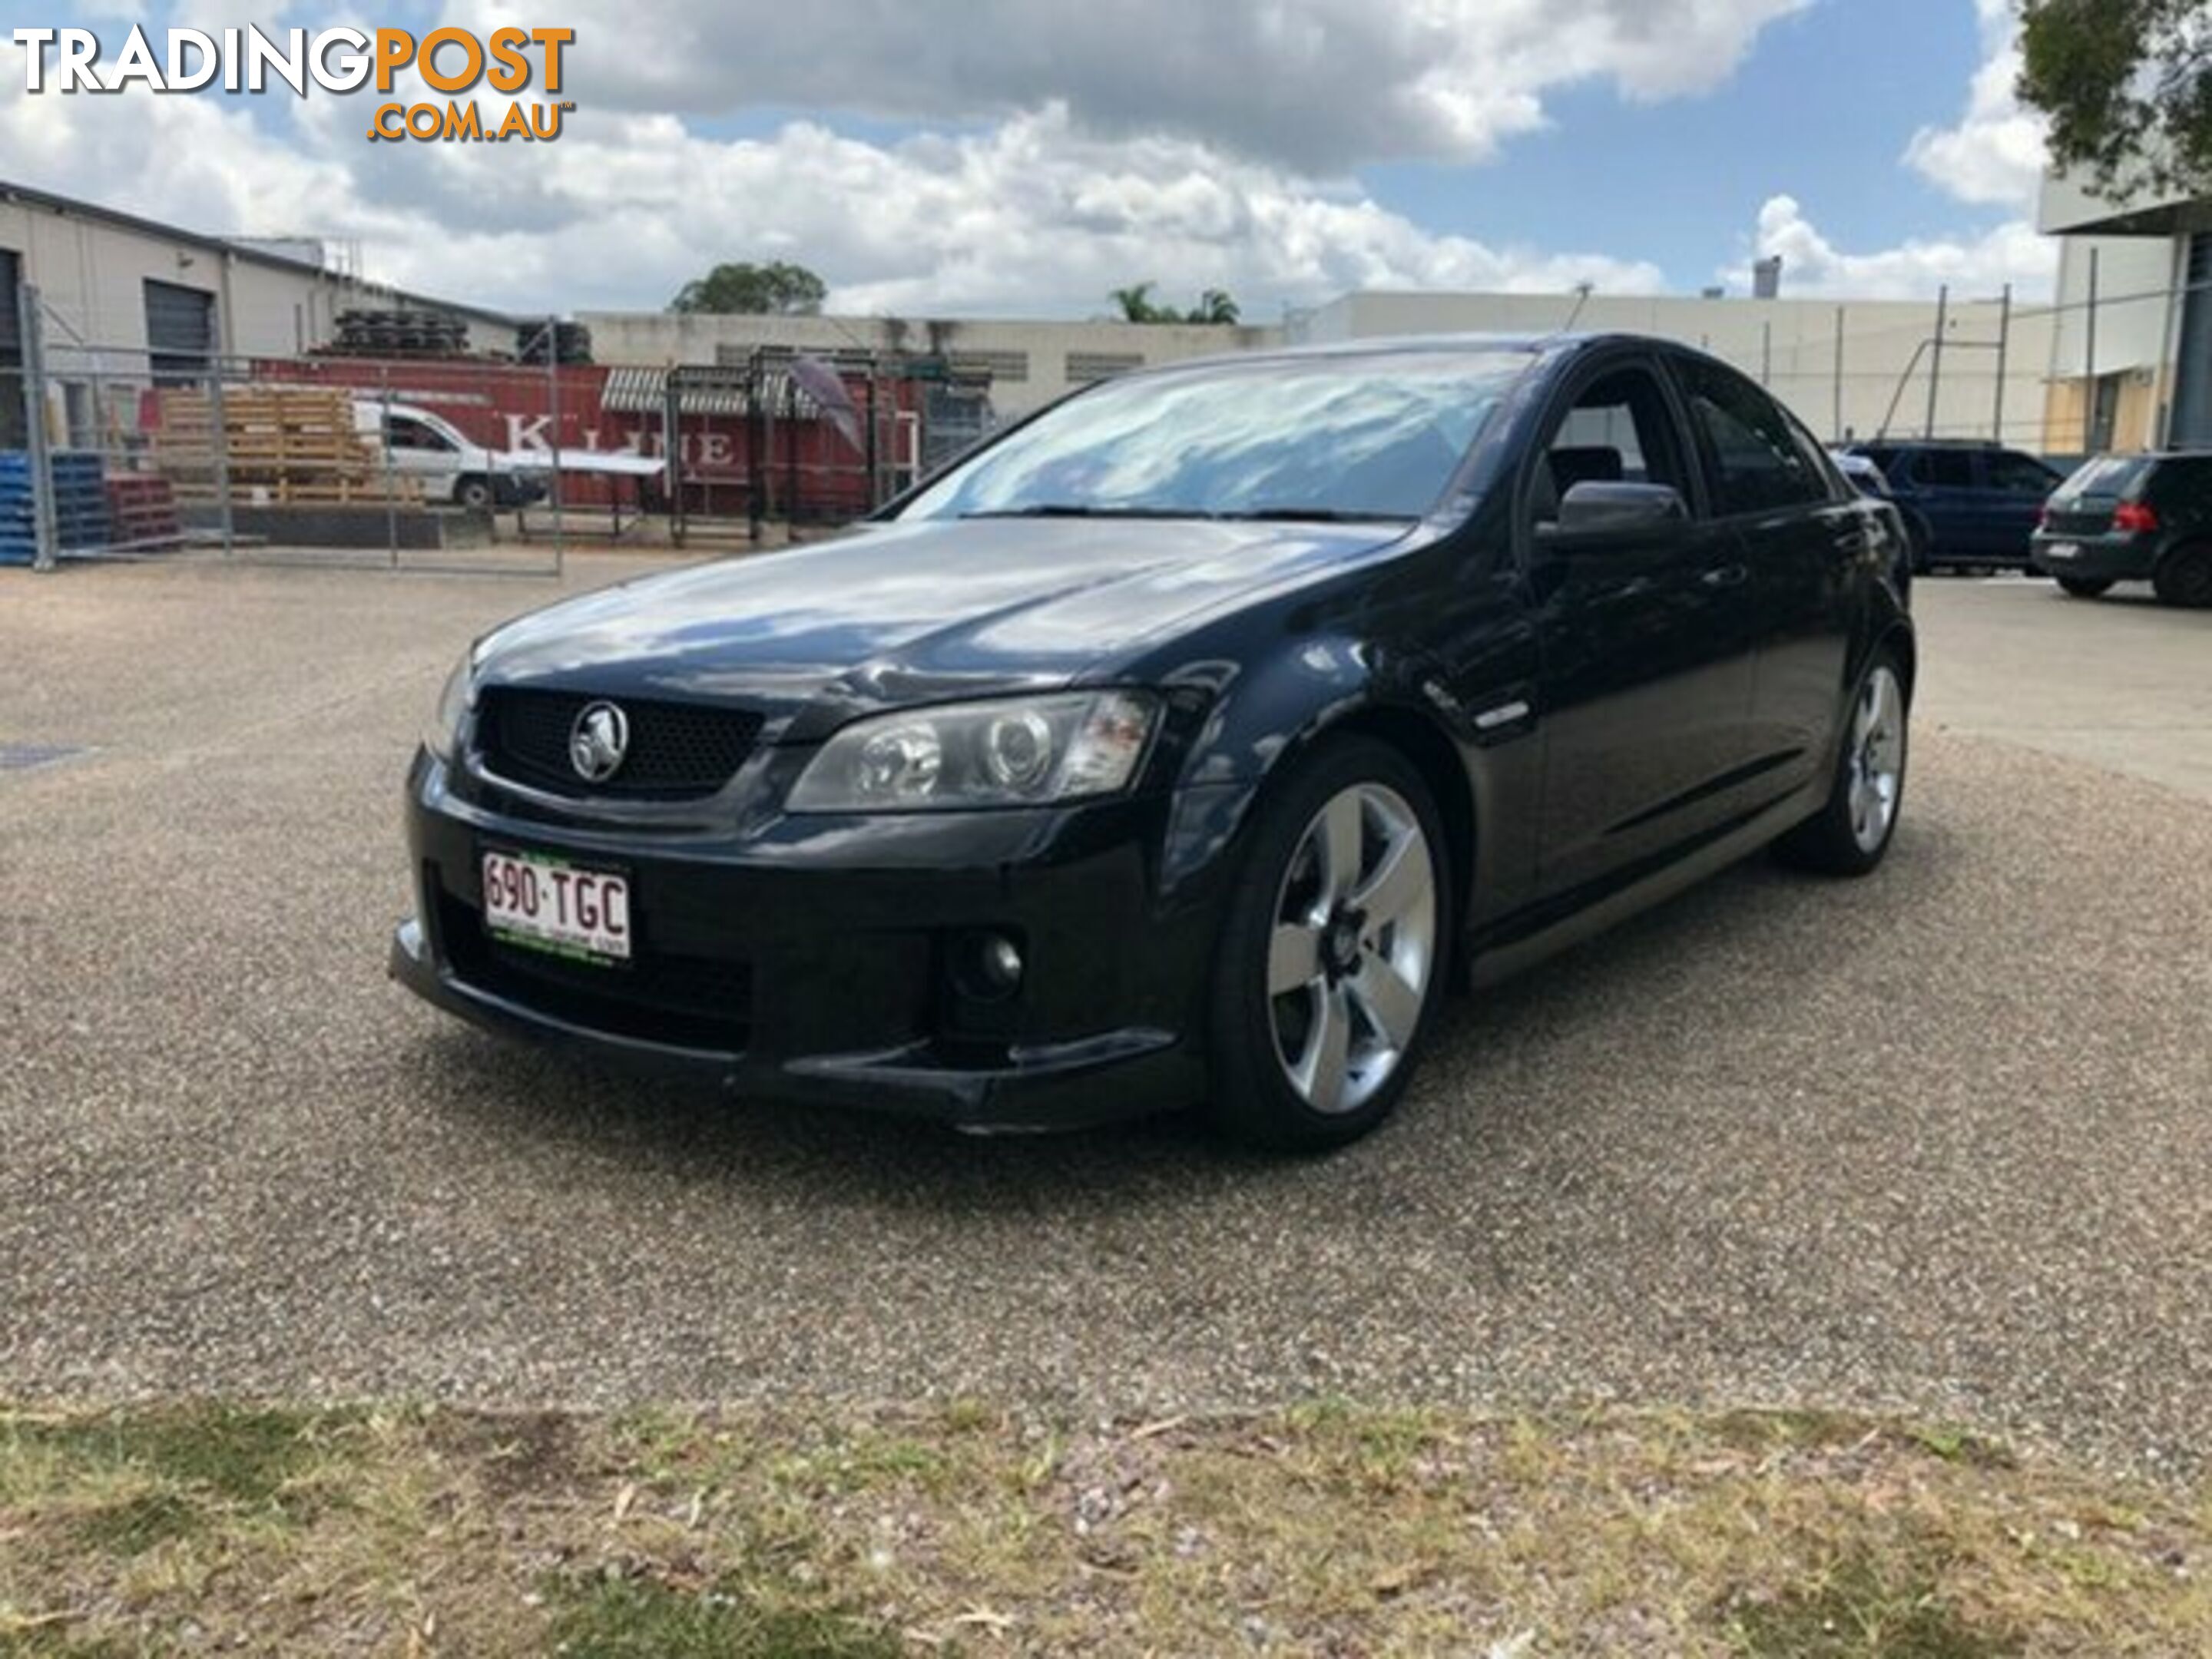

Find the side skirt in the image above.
[{"left": 1461, "top": 780, "right": 1826, "bottom": 992}]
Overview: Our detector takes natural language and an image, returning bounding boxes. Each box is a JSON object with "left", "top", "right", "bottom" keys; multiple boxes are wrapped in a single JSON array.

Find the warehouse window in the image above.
[
  {"left": 144, "top": 278, "right": 217, "bottom": 387},
  {"left": 1066, "top": 351, "right": 1144, "bottom": 384},
  {"left": 948, "top": 349, "right": 1028, "bottom": 384}
]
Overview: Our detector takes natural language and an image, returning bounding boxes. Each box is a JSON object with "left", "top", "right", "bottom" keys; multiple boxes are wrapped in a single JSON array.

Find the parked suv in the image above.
[
  {"left": 1846, "top": 440, "right": 2061, "bottom": 572},
  {"left": 2033, "top": 452, "right": 2212, "bottom": 607}
]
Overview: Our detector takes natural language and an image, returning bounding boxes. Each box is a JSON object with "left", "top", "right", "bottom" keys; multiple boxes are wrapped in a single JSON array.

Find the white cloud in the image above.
[
  {"left": 1743, "top": 194, "right": 2055, "bottom": 300},
  {"left": 441, "top": 0, "right": 1812, "bottom": 173},
  {"left": 0, "top": 78, "right": 1665, "bottom": 320},
  {"left": 1903, "top": 0, "right": 2048, "bottom": 208}
]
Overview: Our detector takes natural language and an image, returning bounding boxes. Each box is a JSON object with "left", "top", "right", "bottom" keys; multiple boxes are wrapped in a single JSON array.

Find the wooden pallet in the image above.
[{"left": 151, "top": 387, "right": 419, "bottom": 505}]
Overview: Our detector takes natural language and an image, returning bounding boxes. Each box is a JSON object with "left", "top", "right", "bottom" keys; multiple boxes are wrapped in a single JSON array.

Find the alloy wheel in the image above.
[
  {"left": 1266, "top": 782, "right": 1437, "bottom": 1115},
  {"left": 1848, "top": 665, "right": 1906, "bottom": 854}
]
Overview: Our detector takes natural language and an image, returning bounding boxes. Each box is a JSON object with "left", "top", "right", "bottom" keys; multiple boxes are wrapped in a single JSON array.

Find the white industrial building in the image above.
[
  {"left": 584, "top": 287, "right": 2064, "bottom": 452},
  {"left": 2035, "top": 171, "right": 2210, "bottom": 453},
  {"left": 0, "top": 178, "right": 515, "bottom": 432},
  {"left": 578, "top": 309, "right": 1276, "bottom": 416}
]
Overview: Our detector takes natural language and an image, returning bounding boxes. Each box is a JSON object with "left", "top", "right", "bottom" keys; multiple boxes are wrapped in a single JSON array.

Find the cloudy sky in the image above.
[{"left": 0, "top": 0, "right": 2054, "bottom": 319}]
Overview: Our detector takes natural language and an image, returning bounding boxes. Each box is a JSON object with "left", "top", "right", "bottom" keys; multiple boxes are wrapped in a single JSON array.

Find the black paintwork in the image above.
[
  {"left": 2033, "top": 451, "right": 2212, "bottom": 584},
  {"left": 393, "top": 334, "right": 1914, "bottom": 1130}
]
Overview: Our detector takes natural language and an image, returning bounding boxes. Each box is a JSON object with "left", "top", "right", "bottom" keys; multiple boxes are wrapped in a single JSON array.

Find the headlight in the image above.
[
  {"left": 426, "top": 657, "right": 475, "bottom": 761},
  {"left": 787, "top": 691, "right": 1158, "bottom": 813}
]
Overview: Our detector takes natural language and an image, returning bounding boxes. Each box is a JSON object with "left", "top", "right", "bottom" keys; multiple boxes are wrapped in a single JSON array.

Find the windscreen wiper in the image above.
[
  {"left": 1214, "top": 508, "right": 1421, "bottom": 524},
  {"left": 959, "top": 504, "right": 1222, "bottom": 520}
]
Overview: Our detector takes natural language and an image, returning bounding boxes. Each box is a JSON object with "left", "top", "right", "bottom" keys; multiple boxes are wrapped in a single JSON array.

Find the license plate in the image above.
[
  {"left": 480, "top": 849, "right": 631, "bottom": 962},
  {"left": 2045, "top": 541, "right": 2079, "bottom": 561}
]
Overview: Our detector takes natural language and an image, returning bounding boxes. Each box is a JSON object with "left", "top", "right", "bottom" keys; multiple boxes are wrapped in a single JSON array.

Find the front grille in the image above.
[
  {"left": 439, "top": 892, "right": 753, "bottom": 1053},
  {"left": 477, "top": 688, "right": 762, "bottom": 799}
]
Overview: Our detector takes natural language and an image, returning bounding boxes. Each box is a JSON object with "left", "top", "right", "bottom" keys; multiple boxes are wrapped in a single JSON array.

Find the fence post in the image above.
[
  {"left": 864, "top": 369, "right": 880, "bottom": 511},
  {"left": 2085, "top": 248, "right": 2100, "bottom": 450},
  {"left": 17, "top": 283, "right": 58, "bottom": 572},
  {"left": 1832, "top": 305, "right": 1846, "bottom": 442},
  {"left": 1992, "top": 283, "right": 2012, "bottom": 442},
  {"left": 544, "top": 315, "right": 565, "bottom": 578},
  {"left": 206, "top": 306, "right": 234, "bottom": 560},
  {"left": 661, "top": 374, "right": 682, "bottom": 548},
  {"left": 747, "top": 351, "right": 764, "bottom": 547},
  {"left": 1760, "top": 320, "right": 1772, "bottom": 388},
  {"left": 380, "top": 363, "right": 399, "bottom": 569},
  {"left": 1924, "top": 284, "right": 1948, "bottom": 439}
]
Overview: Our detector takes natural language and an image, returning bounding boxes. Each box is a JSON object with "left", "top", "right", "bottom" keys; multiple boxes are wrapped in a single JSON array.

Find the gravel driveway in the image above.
[{"left": 4, "top": 557, "right": 2207, "bottom": 1482}]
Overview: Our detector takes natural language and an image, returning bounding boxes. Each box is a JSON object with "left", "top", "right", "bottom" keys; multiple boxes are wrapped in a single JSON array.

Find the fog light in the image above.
[
  {"left": 958, "top": 930, "right": 1025, "bottom": 1001},
  {"left": 979, "top": 932, "right": 1025, "bottom": 991}
]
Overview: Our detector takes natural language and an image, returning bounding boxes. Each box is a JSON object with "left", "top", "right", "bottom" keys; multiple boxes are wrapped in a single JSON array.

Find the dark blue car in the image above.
[{"left": 1847, "top": 441, "right": 2061, "bottom": 573}]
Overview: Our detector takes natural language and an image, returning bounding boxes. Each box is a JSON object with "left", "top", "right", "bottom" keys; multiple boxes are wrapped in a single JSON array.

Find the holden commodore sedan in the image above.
[{"left": 393, "top": 334, "right": 1914, "bottom": 1150}]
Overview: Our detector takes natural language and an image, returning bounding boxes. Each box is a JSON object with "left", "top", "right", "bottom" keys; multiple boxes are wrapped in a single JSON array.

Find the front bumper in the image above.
[
  {"left": 2032, "top": 530, "right": 2157, "bottom": 582},
  {"left": 391, "top": 754, "right": 1230, "bottom": 1131}
]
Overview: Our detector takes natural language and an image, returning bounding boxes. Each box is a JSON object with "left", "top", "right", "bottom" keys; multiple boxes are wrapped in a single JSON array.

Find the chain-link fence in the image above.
[
  {"left": 4, "top": 291, "right": 960, "bottom": 575},
  {"left": 1647, "top": 268, "right": 2211, "bottom": 468}
]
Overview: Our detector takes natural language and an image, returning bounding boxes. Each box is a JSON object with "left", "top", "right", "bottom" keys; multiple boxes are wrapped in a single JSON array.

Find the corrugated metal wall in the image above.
[{"left": 2166, "top": 234, "right": 2212, "bottom": 449}]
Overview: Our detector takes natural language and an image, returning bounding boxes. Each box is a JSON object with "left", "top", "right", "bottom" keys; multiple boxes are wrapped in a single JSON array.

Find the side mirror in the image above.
[{"left": 1544, "top": 480, "right": 1688, "bottom": 539}]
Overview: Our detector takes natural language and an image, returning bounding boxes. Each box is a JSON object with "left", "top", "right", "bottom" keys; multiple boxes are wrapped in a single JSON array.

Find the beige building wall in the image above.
[
  {"left": 1291, "top": 289, "right": 2058, "bottom": 449},
  {"left": 0, "top": 189, "right": 511, "bottom": 370},
  {"left": 580, "top": 310, "right": 1272, "bottom": 416},
  {"left": 583, "top": 292, "right": 2074, "bottom": 449}
]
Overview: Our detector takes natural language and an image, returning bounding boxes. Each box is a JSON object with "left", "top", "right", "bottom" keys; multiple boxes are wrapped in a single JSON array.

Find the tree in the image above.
[
  {"left": 1108, "top": 282, "right": 1243, "bottom": 324},
  {"left": 1110, "top": 281, "right": 1171, "bottom": 323},
  {"left": 670, "top": 260, "right": 827, "bottom": 316},
  {"left": 1190, "top": 287, "right": 1241, "bottom": 325},
  {"left": 2018, "top": 0, "right": 2212, "bottom": 200}
]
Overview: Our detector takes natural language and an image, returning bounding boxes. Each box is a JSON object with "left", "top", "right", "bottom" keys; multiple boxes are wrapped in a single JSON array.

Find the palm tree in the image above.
[
  {"left": 1191, "top": 289, "right": 1240, "bottom": 325},
  {"left": 1110, "top": 282, "right": 1165, "bottom": 323}
]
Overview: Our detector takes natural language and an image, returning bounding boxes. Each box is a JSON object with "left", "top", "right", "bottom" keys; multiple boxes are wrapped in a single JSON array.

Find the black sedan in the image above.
[{"left": 393, "top": 334, "right": 1914, "bottom": 1150}]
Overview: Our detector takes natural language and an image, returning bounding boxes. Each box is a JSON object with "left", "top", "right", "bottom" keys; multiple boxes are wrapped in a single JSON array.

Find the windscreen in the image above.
[
  {"left": 897, "top": 351, "right": 1531, "bottom": 524},
  {"left": 2059, "top": 455, "right": 2154, "bottom": 499}
]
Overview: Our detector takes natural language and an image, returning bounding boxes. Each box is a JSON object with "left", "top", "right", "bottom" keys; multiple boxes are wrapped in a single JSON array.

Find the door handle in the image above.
[{"left": 1699, "top": 563, "right": 1748, "bottom": 590}]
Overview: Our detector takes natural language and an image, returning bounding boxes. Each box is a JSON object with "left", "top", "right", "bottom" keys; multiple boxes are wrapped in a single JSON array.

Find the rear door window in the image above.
[
  {"left": 1908, "top": 450, "right": 1977, "bottom": 489},
  {"left": 1986, "top": 451, "right": 2060, "bottom": 495},
  {"left": 1677, "top": 359, "right": 1830, "bottom": 516}
]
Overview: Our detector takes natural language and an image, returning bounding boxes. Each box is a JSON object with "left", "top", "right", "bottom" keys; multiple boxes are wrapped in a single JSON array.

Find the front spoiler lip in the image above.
[{"left": 389, "top": 919, "right": 1186, "bottom": 1134}]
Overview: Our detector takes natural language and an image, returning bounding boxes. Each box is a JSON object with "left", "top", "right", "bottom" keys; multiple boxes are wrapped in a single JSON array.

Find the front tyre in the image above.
[
  {"left": 2056, "top": 575, "right": 2114, "bottom": 598},
  {"left": 1775, "top": 651, "right": 1909, "bottom": 877},
  {"left": 1207, "top": 739, "right": 1450, "bottom": 1152}
]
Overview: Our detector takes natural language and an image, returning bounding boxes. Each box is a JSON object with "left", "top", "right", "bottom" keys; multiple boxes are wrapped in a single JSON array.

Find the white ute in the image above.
[{"left": 351, "top": 399, "right": 550, "bottom": 511}]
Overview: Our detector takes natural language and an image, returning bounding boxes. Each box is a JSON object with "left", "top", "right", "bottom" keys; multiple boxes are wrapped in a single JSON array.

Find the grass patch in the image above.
[
  {"left": 67, "top": 1489, "right": 204, "bottom": 1555},
  {"left": 0, "top": 1401, "right": 2203, "bottom": 1654},
  {"left": 544, "top": 1572, "right": 907, "bottom": 1659},
  {"left": 4, "top": 1403, "right": 332, "bottom": 1504},
  {"left": 1728, "top": 1548, "right": 2023, "bottom": 1657}
]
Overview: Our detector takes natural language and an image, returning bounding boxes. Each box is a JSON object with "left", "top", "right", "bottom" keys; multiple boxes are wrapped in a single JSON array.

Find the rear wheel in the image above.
[
  {"left": 2153, "top": 542, "right": 2212, "bottom": 608},
  {"left": 2056, "top": 575, "right": 2114, "bottom": 598},
  {"left": 1208, "top": 739, "right": 1450, "bottom": 1151},
  {"left": 1775, "top": 651, "right": 1909, "bottom": 877}
]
